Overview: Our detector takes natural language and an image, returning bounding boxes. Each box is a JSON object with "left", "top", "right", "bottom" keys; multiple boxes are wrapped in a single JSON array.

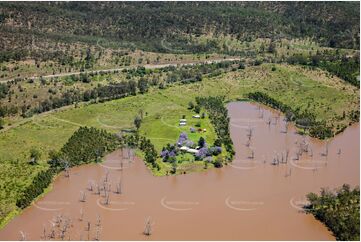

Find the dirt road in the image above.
[{"left": 0, "top": 58, "right": 240, "bottom": 84}]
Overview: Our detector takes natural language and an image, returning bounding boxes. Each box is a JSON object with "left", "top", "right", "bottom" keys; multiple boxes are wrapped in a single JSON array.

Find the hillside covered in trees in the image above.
[{"left": 0, "top": 1, "right": 359, "bottom": 62}]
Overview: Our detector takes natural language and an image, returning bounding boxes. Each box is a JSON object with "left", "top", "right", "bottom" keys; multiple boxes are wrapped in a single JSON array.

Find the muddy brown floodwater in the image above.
[{"left": 0, "top": 102, "right": 359, "bottom": 240}]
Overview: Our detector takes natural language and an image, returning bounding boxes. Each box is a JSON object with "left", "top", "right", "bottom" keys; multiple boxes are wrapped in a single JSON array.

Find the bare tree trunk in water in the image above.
[
  {"left": 115, "top": 180, "right": 122, "bottom": 194},
  {"left": 104, "top": 169, "right": 110, "bottom": 183},
  {"left": 49, "top": 222, "right": 55, "bottom": 239},
  {"left": 95, "top": 226, "right": 101, "bottom": 241},
  {"left": 19, "top": 231, "right": 26, "bottom": 241},
  {"left": 96, "top": 214, "right": 101, "bottom": 227},
  {"left": 41, "top": 225, "right": 46, "bottom": 240},
  {"left": 85, "top": 221, "right": 91, "bottom": 241},
  {"left": 104, "top": 191, "right": 110, "bottom": 205},
  {"left": 267, "top": 118, "right": 271, "bottom": 127},
  {"left": 144, "top": 217, "right": 153, "bottom": 236},
  {"left": 87, "top": 180, "right": 93, "bottom": 191},
  {"left": 79, "top": 208, "right": 84, "bottom": 221},
  {"left": 94, "top": 183, "right": 100, "bottom": 195},
  {"left": 79, "top": 191, "right": 86, "bottom": 202}
]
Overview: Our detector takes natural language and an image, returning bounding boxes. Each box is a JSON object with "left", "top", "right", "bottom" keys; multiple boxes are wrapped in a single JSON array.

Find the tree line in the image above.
[
  {"left": 247, "top": 91, "right": 334, "bottom": 139},
  {"left": 306, "top": 184, "right": 360, "bottom": 241},
  {"left": 195, "top": 96, "right": 235, "bottom": 160},
  {"left": 15, "top": 126, "right": 161, "bottom": 214},
  {"left": 1, "top": 61, "right": 239, "bottom": 119},
  {"left": 287, "top": 52, "right": 359, "bottom": 87},
  {"left": 15, "top": 126, "right": 122, "bottom": 211},
  {"left": 16, "top": 168, "right": 55, "bottom": 209}
]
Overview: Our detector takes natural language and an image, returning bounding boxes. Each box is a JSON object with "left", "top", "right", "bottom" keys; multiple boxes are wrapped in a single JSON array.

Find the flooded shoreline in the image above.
[{"left": 0, "top": 101, "right": 359, "bottom": 240}]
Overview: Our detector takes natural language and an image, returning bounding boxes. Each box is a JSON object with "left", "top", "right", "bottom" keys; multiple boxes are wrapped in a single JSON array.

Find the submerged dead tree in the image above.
[
  {"left": 94, "top": 226, "right": 101, "bottom": 241},
  {"left": 104, "top": 169, "right": 110, "bottom": 183},
  {"left": 249, "top": 149, "right": 254, "bottom": 159},
  {"left": 266, "top": 118, "right": 271, "bottom": 127},
  {"left": 19, "top": 231, "right": 26, "bottom": 241},
  {"left": 54, "top": 214, "right": 62, "bottom": 227},
  {"left": 115, "top": 180, "right": 122, "bottom": 194},
  {"left": 143, "top": 217, "right": 153, "bottom": 236},
  {"left": 94, "top": 183, "right": 100, "bottom": 195},
  {"left": 48, "top": 222, "right": 56, "bottom": 239},
  {"left": 87, "top": 180, "right": 94, "bottom": 191},
  {"left": 59, "top": 216, "right": 71, "bottom": 241},
  {"left": 103, "top": 191, "right": 110, "bottom": 205},
  {"left": 245, "top": 136, "right": 251, "bottom": 147},
  {"left": 279, "top": 152, "right": 284, "bottom": 164},
  {"left": 85, "top": 221, "right": 91, "bottom": 241},
  {"left": 322, "top": 141, "right": 329, "bottom": 157},
  {"left": 79, "top": 208, "right": 84, "bottom": 221},
  {"left": 282, "top": 122, "right": 289, "bottom": 134},
  {"left": 122, "top": 147, "right": 129, "bottom": 160},
  {"left": 247, "top": 126, "right": 253, "bottom": 139},
  {"left": 337, "top": 148, "right": 342, "bottom": 155},
  {"left": 41, "top": 225, "right": 46, "bottom": 240},
  {"left": 79, "top": 191, "right": 86, "bottom": 202},
  {"left": 299, "top": 139, "right": 309, "bottom": 154},
  {"left": 85, "top": 221, "right": 91, "bottom": 232},
  {"left": 95, "top": 214, "right": 101, "bottom": 227},
  {"left": 273, "top": 116, "right": 279, "bottom": 125},
  {"left": 128, "top": 148, "right": 135, "bottom": 163}
]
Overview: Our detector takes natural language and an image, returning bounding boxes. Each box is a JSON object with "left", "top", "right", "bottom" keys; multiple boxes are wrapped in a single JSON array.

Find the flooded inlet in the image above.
[{"left": 0, "top": 101, "right": 359, "bottom": 240}]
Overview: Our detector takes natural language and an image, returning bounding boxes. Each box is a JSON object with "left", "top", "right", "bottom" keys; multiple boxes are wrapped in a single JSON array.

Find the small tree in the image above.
[
  {"left": 138, "top": 78, "right": 148, "bottom": 94},
  {"left": 29, "top": 148, "right": 41, "bottom": 165},
  {"left": 171, "top": 161, "right": 177, "bottom": 174},
  {"left": 134, "top": 116, "right": 142, "bottom": 130},
  {"left": 188, "top": 101, "right": 194, "bottom": 110},
  {"left": 213, "top": 156, "right": 223, "bottom": 168},
  {"left": 48, "top": 149, "right": 61, "bottom": 168},
  {"left": 0, "top": 118, "right": 4, "bottom": 129},
  {"left": 198, "top": 137, "right": 205, "bottom": 148},
  {"left": 238, "top": 62, "right": 245, "bottom": 69},
  {"left": 268, "top": 41, "right": 276, "bottom": 54},
  {"left": 194, "top": 105, "right": 201, "bottom": 114}
]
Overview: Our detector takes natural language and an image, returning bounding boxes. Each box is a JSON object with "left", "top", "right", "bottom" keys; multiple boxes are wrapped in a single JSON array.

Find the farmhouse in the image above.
[
  {"left": 179, "top": 119, "right": 187, "bottom": 126},
  {"left": 180, "top": 146, "right": 199, "bottom": 154}
]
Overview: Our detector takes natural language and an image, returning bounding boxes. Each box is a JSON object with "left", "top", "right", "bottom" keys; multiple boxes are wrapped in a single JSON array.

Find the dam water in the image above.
[{"left": 0, "top": 101, "right": 359, "bottom": 240}]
